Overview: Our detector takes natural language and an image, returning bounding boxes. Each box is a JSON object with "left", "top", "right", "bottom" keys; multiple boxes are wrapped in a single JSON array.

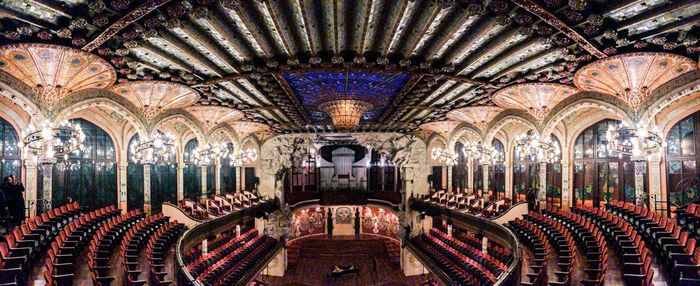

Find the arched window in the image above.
[
  {"left": 513, "top": 131, "right": 539, "bottom": 202},
  {"left": 220, "top": 143, "right": 236, "bottom": 193},
  {"left": 665, "top": 111, "right": 700, "bottom": 216},
  {"left": 0, "top": 117, "right": 21, "bottom": 179},
  {"left": 573, "top": 119, "right": 637, "bottom": 208},
  {"left": 546, "top": 134, "right": 563, "bottom": 207},
  {"left": 490, "top": 139, "right": 506, "bottom": 200},
  {"left": 127, "top": 134, "right": 144, "bottom": 210},
  {"left": 49, "top": 119, "right": 116, "bottom": 208},
  {"left": 452, "top": 142, "right": 468, "bottom": 192},
  {"left": 206, "top": 163, "right": 215, "bottom": 197},
  {"left": 183, "top": 139, "right": 201, "bottom": 200},
  {"left": 473, "top": 142, "right": 483, "bottom": 194},
  {"left": 150, "top": 137, "right": 177, "bottom": 212}
]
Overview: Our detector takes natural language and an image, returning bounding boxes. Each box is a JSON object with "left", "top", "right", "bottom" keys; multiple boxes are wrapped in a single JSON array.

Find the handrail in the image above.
[
  {"left": 405, "top": 241, "right": 456, "bottom": 285},
  {"left": 234, "top": 242, "right": 282, "bottom": 286},
  {"left": 409, "top": 198, "right": 522, "bottom": 286},
  {"left": 175, "top": 199, "right": 279, "bottom": 285},
  {"left": 491, "top": 201, "right": 528, "bottom": 220}
]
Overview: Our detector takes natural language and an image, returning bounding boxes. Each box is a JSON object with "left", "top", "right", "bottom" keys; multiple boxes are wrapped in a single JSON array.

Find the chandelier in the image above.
[
  {"left": 18, "top": 120, "right": 86, "bottom": 163},
  {"left": 463, "top": 142, "right": 500, "bottom": 164},
  {"left": 129, "top": 132, "right": 176, "bottom": 164},
  {"left": 431, "top": 147, "right": 457, "bottom": 165},
  {"left": 230, "top": 148, "right": 258, "bottom": 166},
  {"left": 0, "top": 43, "right": 116, "bottom": 109},
  {"left": 193, "top": 143, "right": 230, "bottom": 165},
  {"left": 605, "top": 122, "right": 663, "bottom": 161},
  {"left": 318, "top": 99, "right": 373, "bottom": 130},
  {"left": 514, "top": 133, "right": 560, "bottom": 163}
]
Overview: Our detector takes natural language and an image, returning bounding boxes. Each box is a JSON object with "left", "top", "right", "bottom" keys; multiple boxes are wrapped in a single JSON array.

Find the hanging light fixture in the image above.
[
  {"left": 318, "top": 99, "right": 373, "bottom": 130},
  {"left": 605, "top": 122, "right": 663, "bottom": 161},
  {"left": 514, "top": 133, "right": 560, "bottom": 163},
  {"left": 463, "top": 142, "right": 500, "bottom": 164},
  {"left": 193, "top": 142, "right": 230, "bottom": 165},
  {"left": 129, "top": 132, "right": 177, "bottom": 164},
  {"left": 431, "top": 147, "right": 457, "bottom": 165},
  {"left": 18, "top": 120, "right": 86, "bottom": 163},
  {"left": 230, "top": 147, "right": 258, "bottom": 166}
]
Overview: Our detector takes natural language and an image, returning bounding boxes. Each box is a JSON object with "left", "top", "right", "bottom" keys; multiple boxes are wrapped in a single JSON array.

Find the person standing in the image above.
[{"left": 7, "top": 175, "right": 25, "bottom": 227}]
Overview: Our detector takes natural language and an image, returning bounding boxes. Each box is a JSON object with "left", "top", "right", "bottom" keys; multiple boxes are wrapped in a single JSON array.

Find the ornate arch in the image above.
[
  {"left": 485, "top": 113, "right": 540, "bottom": 145},
  {"left": 641, "top": 71, "right": 700, "bottom": 123},
  {"left": 0, "top": 74, "right": 46, "bottom": 123},
  {"left": 542, "top": 97, "right": 631, "bottom": 139},
  {"left": 207, "top": 125, "right": 239, "bottom": 147},
  {"left": 447, "top": 124, "right": 481, "bottom": 151},
  {"left": 53, "top": 91, "right": 148, "bottom": 139},
  {"left": 150, "top": 112, "right": 206, "bottom": 144}
]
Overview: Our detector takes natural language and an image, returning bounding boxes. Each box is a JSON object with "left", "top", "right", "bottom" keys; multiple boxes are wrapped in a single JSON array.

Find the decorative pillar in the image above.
[
  {"left": 201, "top": 164, "right": 207, "bottom": 198},
  {"left": 381, "top": 165, "right": 386, "bottom": 192},
  {"left": 467, "top": 157, "right": 474, "bottom": 192},
  {"left": 539, "top": 162, "right": 547, "bottom": 206},
  {"left": 24, "top": 162, "right": 38, "bottom": 218},
  {"left": 561, "top": 159, "right": 570, "bottom": 210},
  {"left": 235, "top": 166, "right": 242, "bottom": 192},
  {"left": 505, "top": 163, "right": 513, "bottom": 200},
  {"left": 177, "top": 165, "right": 184, "bottom": 200},
  {"left": 143, "top": 164, "right": 151, "bottom": 214},
  {"left": 118, "top": 163, "right": 128, "bottom": 213},
  {"left": 40, "top": 163, "right": 53, "bottom": 212},
  {"left": 482, "top": 164, "right": 489, "bottom": 199},
  {"left": 446, "top": 164, "right": 453, "bottom": 193},
  {"left": 649, "top": 157, "right": 662, "bottom": 212},
  {"left": 215, "top": 159, "right": 221, "bottom": 195},
  {"left": 634, "top": 161, "right": 648, "bottom": 206},
  {"left": 394, "top": 166, "right": 399, "bottom": 192}
]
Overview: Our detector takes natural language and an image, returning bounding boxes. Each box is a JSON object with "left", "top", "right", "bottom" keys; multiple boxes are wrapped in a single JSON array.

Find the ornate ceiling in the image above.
[{"left": 1, "top": 0, "right": 699, "bottom": 133}]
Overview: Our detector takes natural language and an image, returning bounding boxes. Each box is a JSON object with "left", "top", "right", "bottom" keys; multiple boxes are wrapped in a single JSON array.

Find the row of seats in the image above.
[
  {"left": 146, "top": 220, "right": 187, "bottom": 286},
  {"left": 423, "top": 190, "right": 510, "bottom": 218},
  {"left": 507, "top": 218, "right": 550, "bottom": 286},
  {"left": 411, "top": 231, "right": 493, "bottom": 286},
  {"left": 453, "top": 231, "right": 512, "bottom": 265},
  {"left": 543, "top": 207, "right": 608, "bottom": 286},
  {"left": 120, "top": 213, "right": 170, "bottom": 286},
  {"left": 180, "top": 191, "right": 264, "bottom": 219},
  {"left": 1, "top": 202, "right": 84, "bottom": 285},
  {"left": 88, "top": 209, "right": 144, "bottom": 286},
  {"left": 523, "top": 212, "right": 576, "bottom": 286},
  {"left": 44, "top": 205, "right": 121, "bottom": 285},
  {"left": 605, "top": 200, "right": 700, "bottom": 285},
  {"left": 187, "top": 229, "right": 258, "bottom": 276},
  {"left": 183, "top": 228, "right": 239, "bottom": 266},
  {"left": 574, "top": 205, "right": 655, "bottom": 286},
  {"left": 430, "top": 228, "right": 506, "bottom": 278},
  {"left": 676, "top": 202, "right": 700, "bottom": 239}
]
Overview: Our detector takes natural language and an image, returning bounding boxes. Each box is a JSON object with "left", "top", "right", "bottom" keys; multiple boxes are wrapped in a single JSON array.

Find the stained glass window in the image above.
[
  {"left": 183, "top": 139, "right": 201, "bottom": 200},
  {"left": 0, "top": 117, "right": 21, "bottom": 180},
  {"left": 546, "top": 135, "right": 562, "bottom": 207},
  {"left": 127, "top": 134, "right": 144, "bottom": 211},
  {"left": 513, "top": 131, "right": 539, "bottom": 202},
  {"left": 220, "top": 143, "right": 236, "bottom": 193},
  {"left": 491, "top": 139, "right": 505, "bottom": 200},
  {"left": 666, "top": 112, "right": 700, "bottom": 216}
]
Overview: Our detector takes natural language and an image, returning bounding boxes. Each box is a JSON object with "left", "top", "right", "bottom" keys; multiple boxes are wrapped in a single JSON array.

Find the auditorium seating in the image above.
[
  {"left": 422, "top": 190, "right": 511, "bottom": 218},
  {"left": 522, "top": 211, "right": 576, "bottom": 286},
  {"left": 120, "top": 213, "right": 171, "bottom": 285},
  {"left": 146, "top": 220, "right": 187, "bottom": 286},
  {"left": 88, "top": 209, "right": 143, "bottom": 286},
  {"left": 186, "top": 228, "right": 278, "bottom": 286},
  {"left": 180, "top": 192, "right": 268, "bottom": 219},
  {"left": 507, "top": 217, "right": 550, "bottom": 286}
]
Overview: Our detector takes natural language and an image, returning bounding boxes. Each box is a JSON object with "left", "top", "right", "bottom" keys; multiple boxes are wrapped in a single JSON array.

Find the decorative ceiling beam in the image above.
[
  {"left": 295, "top": 0, "right": 319, "bottom": 54},
  {"left": 491, "top": 47, "right": 565, "bottom": 80},
  {"left": 154, "top": 30, "right": 226, "bottom": 76},
  {"left": 617, "top": 0, "right": 697, "bottom": 31},
  {"left": 631, "top": 13, "right": 700, "bottom": 41},
  {"left": 510, "top": 0, "right": 607, "bottom": 59},
  {"left": 361, "top": 0, "right": 385, "bottom": 54},
  {"left": 263, "top": 0, "right": 298, "bottom": 55},
  {"left": 251, "top": 0, "right": 292, "bottom": 55},
  {"left": 218, "top": 3, "right": 272, "bottom": 58},
  {"left": 407, "top": 4, "right": 452, "bottom": 56},
  {"left": 0, "top": 7, "right": 53, "bottom": 29},
  {"left": 471, "top": 37, "right": 550, "bottom": 79},
  {"left": 426, "top": 9, "right": 478, "bottom": 60},
  {"left": 379, "top": 75, "right": 423, "bottom": 123},
  {"left": 272, "top": 74, "right": 311, "bottom": 124},
  {"left": 177, "top": 19, "right": 241, "bottom": 73},
  {"left": 82, "top": 0, "right": 172, "bottom": 52},
  {"left": 349, "top": 0, "right": 371, "bottom": 53},
  {"left": 139, "top": 42, "right": 195, "bottom": 73},
  {"left": 443, "top": 17, "right": 502, "bottom": 64},
  {"left": 205, "top": 8, "right": 255, "bottom": 60},
  {"left": 383, "top": 0, "right": 416, "bottom": 55},
  {"left": 455, "top": 26, "right": 526, "bottom": 76}
]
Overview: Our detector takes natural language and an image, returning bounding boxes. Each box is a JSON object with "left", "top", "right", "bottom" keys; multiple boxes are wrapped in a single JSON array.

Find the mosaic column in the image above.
[
  {"left": 235, "top": 166, "right": 242, "bottom": 193},
  {"left": 177, "top": 165, "right": 184, "bottom": 200},
  {"left": 634, "top": 161, "right": 648, "bottom": 206},
  {"left": 215, "top": 159, "right": 221, "bottom": 195},
  {"left": 40, "top": 163, "right": 53, "bottom": 212},
  {"left": 539, "top": 162, "right": 547, "bottom": 205},
  {"left": 467, "top": 157, "right": 474, "bottom": 192},
  {"left": 482, "top": 164, "right": 490, "bottom": 198},
  {"left": 200, "top": 164, "right": 207, "bottom": 199},
  {"left": 143, "top": 164, "right": 151, "bottom": 214},
  {"left": 561, "top": 159, "right": 570, "bottom": 210},
  {"left": 24, "top": 162, "right": 38, "bottom": 218},
  {"left": 446, "top": 164, "right": 453, "bottom": 193},
  {"left": 649, "top": 157, "right": 662, "bottom": 212},
  {"left": 118, "top": 163, "right": 128, "bottom": 213},
  {"left": 505, "top": 163, "right": 513, "bottom": 200}
]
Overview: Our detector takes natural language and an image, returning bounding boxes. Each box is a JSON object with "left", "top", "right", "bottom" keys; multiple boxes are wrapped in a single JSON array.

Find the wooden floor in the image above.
[{"left": 259, "top": 235, "right": 432, "bottom": 286}]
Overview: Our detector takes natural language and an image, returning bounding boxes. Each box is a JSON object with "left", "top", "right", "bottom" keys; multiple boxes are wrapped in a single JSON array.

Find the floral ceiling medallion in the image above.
[
  {"left": 446, "top": 106, "right": 503, "bottom": 131},
  {"left": 0, "top": 43, "right": 116, "bottom": 109},
  {"left": 574, "top": 52, "right": 696, "bottom": 110},
  {"left": 492, "top": 83, "right": 579, "bottom": 121},
  {"left": 110, "top": 80, "right": 199, "bottom": 120},
  {"left": 419, "top": 120, "right": 461, "bottom": 138},
  {"left": 185, "top": 105, "right": 244, "bottom": 132}
]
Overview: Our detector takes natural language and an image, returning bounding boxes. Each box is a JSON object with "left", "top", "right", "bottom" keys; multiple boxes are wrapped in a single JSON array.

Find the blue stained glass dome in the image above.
[{"left": 282, "top": 71, "right": 412, "bottom": 122}]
